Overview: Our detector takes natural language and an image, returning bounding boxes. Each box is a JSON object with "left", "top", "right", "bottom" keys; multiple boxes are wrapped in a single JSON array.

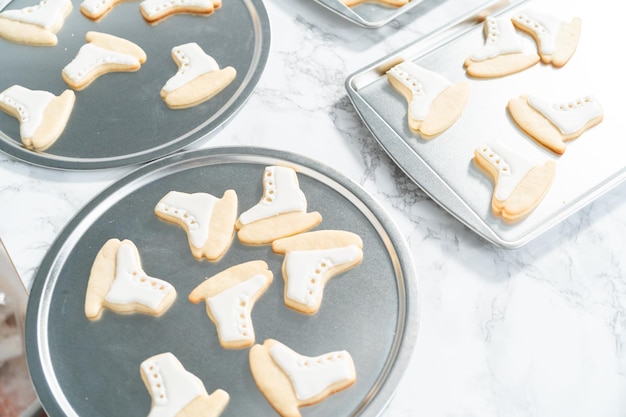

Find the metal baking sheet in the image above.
[
  {"left": 346, "top": 0, "right": 625, "bottom": 248},
  {"left": 0, "top": 0, "right": 270, "bottom": 170},
  {"left": 311, "top": 0, "right": 501, "bottom": 29},
  {"left": 24, "top": 147, "right": 419, "bottom": 417}
]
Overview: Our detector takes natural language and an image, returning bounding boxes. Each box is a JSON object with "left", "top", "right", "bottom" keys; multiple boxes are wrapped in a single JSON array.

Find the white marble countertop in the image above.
[{"left": 1, "top": 0, "right": 626, "bottom": 416}]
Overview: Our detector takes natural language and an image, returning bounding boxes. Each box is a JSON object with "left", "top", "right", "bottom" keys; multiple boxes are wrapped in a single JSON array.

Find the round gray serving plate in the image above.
[
  {"left": 25, "top": 147, "right": 419, "bottom": 417},
  {"left": 0, "top": 0, "right": 270, "bottom": 170}
]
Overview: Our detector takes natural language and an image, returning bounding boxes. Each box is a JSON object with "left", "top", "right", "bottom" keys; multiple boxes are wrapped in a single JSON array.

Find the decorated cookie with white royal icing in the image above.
[
  {"left": 0, "top": 0, "right": 72, "bottom": 46},
  {"left": 236, "top": 166, "right": 322, "bottom": 245},
  {"left": 161, "top": 42, "right": 237, "bottom": 109},
  {"left": 464, "top": 15, "right": 540, "bottom": 78},
  {"left": 473, "top": 144, "right": 556, "bottom": 222},
  {"left": 62, "top": 31, "right": 147, "bottom": 91},
  {"left": 84, "top": 239, "right": 176, "bottom": 320},
  {"left": 272, "top": 230, "right": 363, "bottom": 315},
  {"left": 188, "top": 260, "right": 273, "bottom": 349},
  {"left": 139, "top": 0, "right": 221, "bottom": 23},
  {"left": 79, "top": 0, "right": 124, "bottom": 20},
  {"left": 140, "top": 352, "right": 230, "bottom": 417},
  {"left": 249, "top": 339, "right": 356, "bottom": 417},
  {"left": 155, "top": 189, "right": 237, "bottom": 262},
  {"left": 0, "top": 84, "right": 75, "bottom": 151},
  {"left": 512, "top": 9, "right": 582, "bottom": 67},
  {"left": 507, "top": 94, "right": 604, "bottom": 155},
  {"left": 340, "top": 0, "right": 408, "bottom": 7},
  {"left": 387, "top": 61, "right": 470, "bottom": 138}
]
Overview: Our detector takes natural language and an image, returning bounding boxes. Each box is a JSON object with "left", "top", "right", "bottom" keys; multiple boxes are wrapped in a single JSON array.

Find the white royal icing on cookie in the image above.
[
  {"left": 80, "top": 0, "right": 115, "bottom": 16},
  {"left": 387, "top": 61, "right": 451, "bottom": 121},
  {"left": 155, "top": 191, "right": 217, "bottom": 249},
  {"left": 471, "top": 16, "right": 524, "bottom": 61},
  {"left": 512, "top": 9, "right": 561, "bottom": 55},
  {"left": 62, "top": 43, "right": 142, "bottom": 84},
  {"left": 162, "top": 43, "right": 221, "bottom": 93},
  {"left": 206, "top": 274, "right": 268, "bottom": 344},
  {"left": 0, "top": 85, "right": 54, "bottom": 139},
  {"left": 0, "top": 0, "right": 70, "bottom": 30},
  {"left": 141, "top": 353, "right": 207, "bottom": 416},
  {"left": 104, "top": 241, "right": 173, "bottom": 309},
  {"left": 238, "top": 166, "right": 307, "bottom": 226},
  {"left": 527, "top": 95, "right": 603, "bottom": 135},
  {"left": 269, "top": 341, "right": 355, "bottom": 401},
  {"left": 476, "top": 145, "right": 533, "bottom": 201},
  {"left": 139, "top": 0, "right": 214, "bottom": 19},
  {"left": 284, "top": 245, "right": 361, "bottom": 308}
]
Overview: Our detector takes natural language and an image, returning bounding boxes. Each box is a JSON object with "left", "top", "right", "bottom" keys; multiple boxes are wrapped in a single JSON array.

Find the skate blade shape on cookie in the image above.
[
  {"left": 473, "top": 144, "right": 556, "bottom": 222},
  {"left": 140, "top": 0, "right": 221, "bottom": 23},
  {"left": 155, "top": 190, "right": 237, "bottom": 262},
  {"left": 141, "top": 352, "right": 229, "bottom": 417},
  {"left": 507, "top": 95, "right": 603, "bottom": 155},
  {"left": 249, "top": 339, "right": 356, "bottom": 417},
  {"left": 387, "top": 61, "right": 470, "bottom": 138},
  {"left": 0, "top": 0, "right": 72, "bottom": 46},
  {"left": 62, "top": 31, "right": 147, "bottom": 91},
  {"left": 464, "top": 16, "right": 539, "bottom": 78},
  {"left": 188, "top": 260, "right": 273, "bottom": 349},
  {"left": 161, "top": 42, "right": 237, "bottom": 109},
  {"left": 80, "top": 0, "right": 124, "bottom": 20},
  {"left": 340, "top": 0, "right": 408, "bottom": 8},
  {"left": 0, "top": 85, "right": 75, "bottom": 151},
  {"left": 236, "top": 166, "right": 322, "bottom": 245},
  {"left": 272, "top": 230, "right": 363, "bottom": 315},
  {"left": 84, "top": 239, "right": 176, "bottom": 320},
  {"left": 512, "top": 9, "right": 581, "bottom": 67}
]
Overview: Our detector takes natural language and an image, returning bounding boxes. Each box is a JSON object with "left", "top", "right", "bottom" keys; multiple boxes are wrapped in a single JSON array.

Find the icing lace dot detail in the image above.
[
  {"left": 480, "top": 146, "right": 511, "bottom": 176},
  {"left": 0, "top": 94, "right": 29, "bottom": 123},
  {"left": 554, "top": 97, "right": 594, "bottom": 111}
]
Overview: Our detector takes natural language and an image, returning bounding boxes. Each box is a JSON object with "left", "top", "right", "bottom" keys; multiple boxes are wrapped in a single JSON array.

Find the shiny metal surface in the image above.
[
  {"left": 346, "top": 0, "right": 625, "bottom": 248},
  {"left": 0, "top": 0, "right": 270, "bottom": 170},
  {"left": 25, "top": 147, "right": 419, "bottom": 417}
]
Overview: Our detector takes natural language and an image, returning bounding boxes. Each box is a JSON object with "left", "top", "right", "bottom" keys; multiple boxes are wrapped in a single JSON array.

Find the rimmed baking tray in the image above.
[
  {"left": 346, "top": 0, "right": 625, "bottom": 248},
  {"left": 0, "top": 0, "right": 270, "bottom": 170},
  {"left": 25, "top": 147, "right": 419, "bottom": 416},
  {"left": 312, "top": 0, "right": 502, "bottom": 29}
]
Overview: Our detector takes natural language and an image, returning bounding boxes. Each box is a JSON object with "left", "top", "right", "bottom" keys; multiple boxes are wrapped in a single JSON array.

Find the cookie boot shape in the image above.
[
  {"left": 0, "top": 85, "right": 75, "bottom": 151},
  {"left": 272, "top": 230, "right": 363, "bottom": 315},
  {"left": 341, "top": 0, "right": 408, "bottom": 7},
  {"left": 507, "top": 95, "right": 604, "bottom": 155},
  {"left": 84, "top": 239, "right": 176, "bottom": 320},
  {"left": 62, "top": 31, "right": 147, "bottom": 90},
  {"left": 141, "top": 352, "right": 229, "bottom": 417},
  {"left": 80, "top": 0, "right": 124, "bottom": 20},
  {"left": 249, "top": 339, "right": 356, "bottom": 417},
  {"left": 155, "top": 189, "right": 237, "bottom": 261},
  {"left": 464, "top": 16, "right": 539, "bottom": 78},
  {"left": 188, "top": 260, "right": 273, "bottom": 349},
  {"left": 0, "top": 0, "right": 72, "bottom": 46},
  {"left": 140, "top": 0, "right": 221, "bottom": 23},
  {"left": 473, "top": 144, "right": 556, "bottom": 222},
  {"left": 236, "top": 166, "right": 322, "bottom": 245},
  {"left": 161, "top": 42, "right": 237, "bottom": 109},
  {"left": 512, "top": 9, "right": 581, "bottom": 67},
  {"left": 387, "top": 61, "right": 470, "bottom": 138}
]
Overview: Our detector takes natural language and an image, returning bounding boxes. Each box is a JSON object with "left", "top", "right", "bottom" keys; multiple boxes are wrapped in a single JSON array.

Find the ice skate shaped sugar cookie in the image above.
[
  {"left": 507, "top": 95, "right": 604, "bottom": 155},
  {"left": 512, "top": 9, "right": 581, "bottom": 67},
  {"left": 79, "top": 0, "right": 124, "bottom": 20},
  {"left": 464, "top": 16, "right": 539, "bottom": 78},
  {"left": 140, "top": 0, "right": 221, "bottom": 23},
  {"left": 161, "top": 43, "right": 236, "bottom": 109},
  {"left": 84, "top": 239, "right": 176, "bottom": 320},
  {"left": 0, "top": 0, "right": 72, "bottom": 46},
  {"left": 340, "top": 0, "right": 408, "bottom": 7},
  {"left": 272, "top": 230, "right": 363, "bottom": 315},
  {"left": 249, "top": 339, "right": 356, "bottom": 417},
  {"left": 387, "top": 61, "right": 470, "bottom": 138},
  {"left": 473, "top": 144, "right": 556, "bottom": 222},
  {"left": 62, "top": 31, "right": 147, "bottom": 91},
  {"left": 155, "top": 190, "right": 237, "bottom": 262},
  {"left": 141, "top": 352, "right": 230, "bottom": 417},
  {"left": 188, "top": 260, "right": 273, "bottom": 349},
  {"left": 0, "top": 85, "right": 75, "bottom": 151},
  {"left": 236, "top": 166, "right": 322, "bottom": 245}
]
